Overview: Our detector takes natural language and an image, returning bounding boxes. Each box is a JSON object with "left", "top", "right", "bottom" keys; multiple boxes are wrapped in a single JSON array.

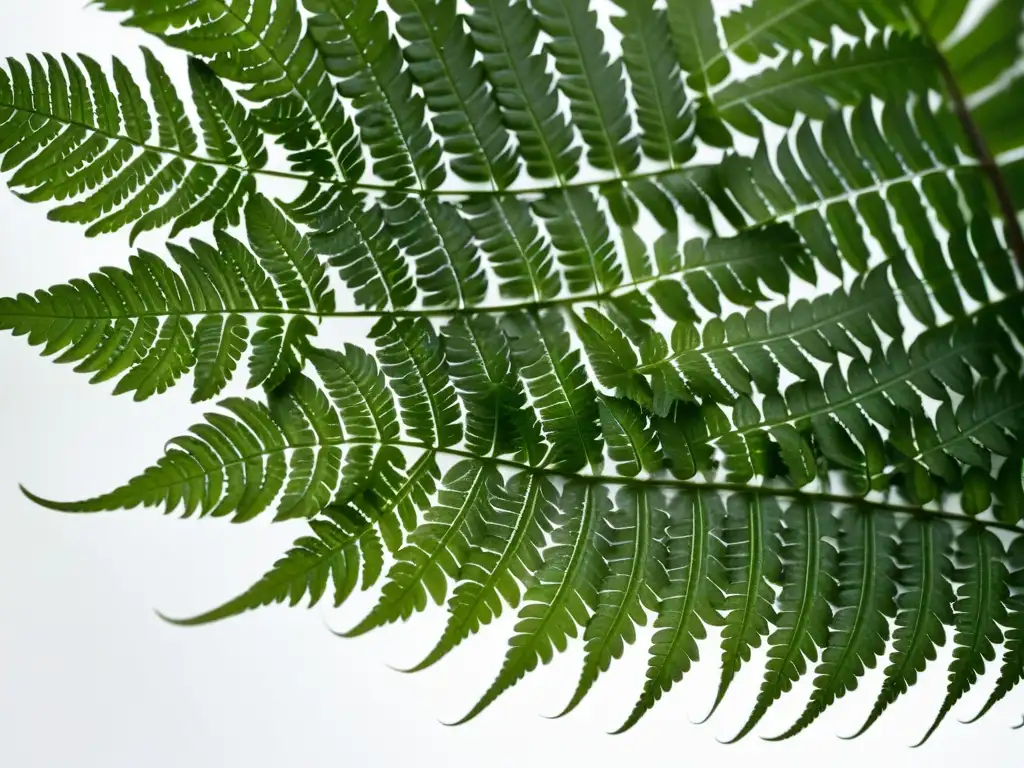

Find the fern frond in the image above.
[
  {"left": 311, "top": 194, "right": 417, "bottom": 311},
  {"left": 246, "top": 194, "right": 335, "bottom": 312},
  {"left": 373, "top": 317, "right": 463, "bottom": 449},
  {"left": 383, "top": 196, "right": 488, "bottom": 308},
  {"left": 307, "top": 346, "right": 434, "bottom": 551},
  {"left": 27, "top": 354, "right": 1024, "bottom": 740},
  {"left": 914, "top": 527, "right": 1009, "bottom": 745},
  {"left": 304, "top": 0, "right": 444, "bottom": 190},
  {"left": 163, "top": 506, "right": 382, "bottom": 625},
  {"left": 665, "top": 0, "right": 729, "bottom": 90},
  {"left": 98, "top": 0, "right": 362, "bottom": 182},
  {"left": 348, "top": 447, "right": 440, "bottom": 554},
  {"left": 723, "top": 501, "right": 837, "bottom": 743},
  {"left": 610, "top": 1, "right": 695, "bottom": 166},
  {"left": 709, "top": 99, "right": 1016, "bottom": 323},
  {"left": 701, "top": 493, "right": 783, "bottom": 722},
  {"left": 534, "top": 187, "right": 623, "bottom": 294},
  {"left": 26, "top": 379, "right": 345, "bottom": 521},
  {"left": 555, "top": 487, "right": 667, "bottom": 718},
  {"left": 964, "top": 537, "right": 1024, "bottom": 723},
  {"left": 442, "top": 314, "right": 532, "bottom": 459},
  {"left": 712, "top": 35, "right": 937, "bottom": 137},
  {"left": 309, "top": 344, "right": 400, "bottom": 443},
  {"left": 404, "top": 471, "right": 555, "bottom": 671},
  {"left": 344, "top": 459, "right": 501, "bottom": 636},
  {"left": 0, "top": 232, "right": 318, "bottom": 402},
  {"left": 521, "top": 481, "right": 612, "bottom": 697},
  {"left": 0, "top": 53, "right": 265, "bottom": 240},
  {"left": 767, "top": 507, "right": 898, "bottom": 740},
  {"left": 846, "top": 515, "right": 955, "bottom": 738},
  {"left": 614, "top": 490, "right": 725, "bottom": 733},
  {"left": 462, "top": 195, "right": 561, "bottom": 302},
  {"left": 598, "top": 395, "right": 663, "bottom": 478},
  {"left": 11, "top": 0, "right": 1024, "bottom": 747},
  {"left": 719, "top": 0, "right": 893, "bottom": 64},
  {"left": 465, "top": 0, "right": 579, "bottom": 181},
  {"left": 531, "top": 0, "right": 638, "bottom": 174},
  {"left": 388, "top": 0, "right": 519, "bottom": 188},
  {"left": 504, "top": 309, "right": 602, "bottom": 472},
  {"left": 581, "top": 287, "right": 1024, "bottom": 493}
]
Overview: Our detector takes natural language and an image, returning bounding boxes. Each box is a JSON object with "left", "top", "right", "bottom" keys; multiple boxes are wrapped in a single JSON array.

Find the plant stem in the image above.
[
  {"left": 382, "top": 440, "right": 1023, "bottom": 535},
  {"left": 910, "top": 5, "right": 1024, "bottom": 270}
]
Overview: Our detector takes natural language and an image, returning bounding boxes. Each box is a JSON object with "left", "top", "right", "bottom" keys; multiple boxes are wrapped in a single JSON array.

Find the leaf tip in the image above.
[
  {"left": 154, "top": 608, "right": 190, "bottom": 626},
  {"left": 19, "top": 484, "right": 77, "bottom": 511},
  {"left": 330, "top": 611, "right": 382, "bottom": 639},
  {"left": 387, "top": 659, "right": 432, "bottom": 675}
]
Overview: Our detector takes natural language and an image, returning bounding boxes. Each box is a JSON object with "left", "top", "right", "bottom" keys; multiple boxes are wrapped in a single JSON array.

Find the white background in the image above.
[{"left": 0, "top": 2, "right": 1019, "bottom": 766}]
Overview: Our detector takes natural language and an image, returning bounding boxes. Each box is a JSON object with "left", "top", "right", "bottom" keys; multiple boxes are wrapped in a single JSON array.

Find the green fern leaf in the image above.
[
  {"left": 580, "top": 235, "right": 892, "bottom": 408},
  {"left": 768, "top": 507, "right": 899, "bottom": 740},
  {"left": 724, "top": 501, "right": 837, "bottom": 743},
  {"left": 709, "top": 99, "right": 1013, "bottom": 323},
  {"left": 465, "top": 0, "right": 579, "bottom": 180},
  {"left": 720, "top": 0, "right": 891, "bottom": 63},
  {"left": 611, "top": 1, "right": 695, "bottom": 165},
  {"left": 446, "top": 482, "right": 610, "bottom": 722},
  {"left": 847, "top": 516, "right": 956, "bottom": 738},
  {"left": 443, "top": 314, "right": 532, "bottom": 458},
  {"left": 267, "top": 374, "right": 348, "bottom": 520},
  {"left": 344, "top": 460, "right": 501, "bottom": 636},
  {"left": 245, "top": 194, "right": 335, "bottom": 312},
  {"left": 388, "top": 0, "right": 519, "bottom": 188},
  {"left": 349, "top": 447, "right": 441, "bottom": 554},
  {"left": 0, "top": 235, "right": 297, "bottom": 402},
  {"left": 9, "top": 0, "right": 1024, "bottom": 746},
  {"left": 714, "top": 299, "right": 1024, "bottom": 491},
  {"left": 504, "top": 309, "right": 602, "bottom": 472},
  {"left": 309, "top": 344, "right": 400, "bottom": 443},
  {"left": 163, "top": 506, "right": 382, "bottom": 625},
  {"left": 915, "top": 527, "right": 1009, "bottom": 745},
  {"left": 142, "top": 48, "right": 195, "bottom": 157},
  {"left": 462, "top": 195, "right": 561, "bottom": 302},
  {"left": 23, "top": 388, "right": 348, "bottom": 522},
  {"left": 304, "top": 0, "right": 445, "bottom": 189},
  {"left": 615, "top": 490, "right": 726, "bottom": 733},
  {"left": 312, "top": 195, "right": 417, "bottom": 310},
  {"left": 111, "top": 312, "right": 195, "bottom": 400},
  {"left": 383, "top": 196, "right": 487, "bottom": 308},
  {"left": 0, "top": 53, "right": 265, "bottom": 240},
  {"left": 964, "top": 537, "right": 1024, "bottom": 723},
  {"left": 373, "top": 317, "right": 464, "bottom": 449},
  {"left": 598, "top": 395, "right": 664, "bottom": 477},
  {"left": 98, "top": 0, "right": 363, "bottom": 182},
  {"left": 192, "top": 314, "right": 248, "bottom": 403},
  {"left": 534, "top": 188, "right": 622, "bottom": 294},
  {"left": 555, "top": 487, "right": 668, "bottom": 718},
  {"left": 187, "top": 59, "right": 267, "bottom": 172},
  {"left": 896, "top": 377, "right": 1024, "bottom": 495},
  {"left": 701, "top": 493, "right": 784, "bottom": 723},
  {"left": 531, "top": 0, "right": 638, "bottom": 174},
  {"left": 576, "top": 307, "right": 671, "bottom": 413},
  {"left": 653, "top": 402, "right": 724, "bottom": 481},
  {"left": 248, "top": 377, "right": 424, "bottom": 551},
  {"left": 403, "top": 471, "right": 556, "bottom": 671},
  {"left": 713, "top": 35, "right": 937, "bottom": 137},
  {"left": 248, "top": 315, "right": 317, "bottom": 391},
  {"left": 665, "top": 0, "right": 729, "bottom": 90}
]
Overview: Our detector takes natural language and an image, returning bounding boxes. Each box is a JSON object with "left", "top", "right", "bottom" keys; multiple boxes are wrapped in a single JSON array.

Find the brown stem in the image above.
[
  {"left": 912, "top": 7, "right": 1024, "bottom": 270},
  {"left": 937, "top": 57, "right": 1024, "bottom": 268}
]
